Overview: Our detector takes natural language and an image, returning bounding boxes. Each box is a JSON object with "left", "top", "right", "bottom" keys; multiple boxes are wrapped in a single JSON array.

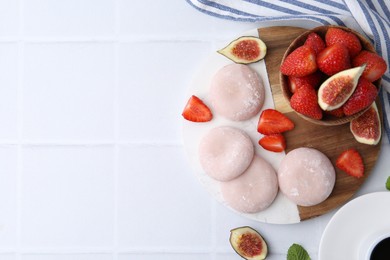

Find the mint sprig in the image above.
[
  {"left": 287, "top": 243, "right": 311, "bottom": 260},
  {"left": 386, "top": 176, "right": 390, "bottom": 191}
]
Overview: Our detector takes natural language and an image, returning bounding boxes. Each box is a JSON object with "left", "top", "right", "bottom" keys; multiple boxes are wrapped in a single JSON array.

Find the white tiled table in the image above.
[{"left": 0, "top": 1, "right": 389, "bottom": 259}]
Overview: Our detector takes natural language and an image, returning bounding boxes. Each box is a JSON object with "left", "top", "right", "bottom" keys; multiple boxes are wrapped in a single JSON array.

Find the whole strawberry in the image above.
[
  {"left": 280, "top": 45, "right": 317, "bottom": 77},
  {"left": 325, "top": 107, "right": 345, "bottom": 118},
  {"left": 317, "top": 43, "right": 351, "bottom": 75},
  {"left": 342, "top": 78, "right": 378, "bottom": 116},
  {"left": 352, "top": 50, "right": 388, "bottom": 82},
  {"left": 304, "top": 32, "right": 326, "bottom": 55},
  {"left": 290, "top": 84, "right": 323, "bottom": 120},
  {"left": 288, "top": 71, "right": 324, "bottom": 93},
  {"left": 325, "top": 27, "right": 362, "bottom": 58}
]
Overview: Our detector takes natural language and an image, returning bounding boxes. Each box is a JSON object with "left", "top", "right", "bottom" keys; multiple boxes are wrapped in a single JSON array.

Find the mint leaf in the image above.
[
  {"left": 287, "top": 243, "right": 311, "bottom": 260},
  {"left": 386, "top": 176, "right": 390, "bottom": 191}
]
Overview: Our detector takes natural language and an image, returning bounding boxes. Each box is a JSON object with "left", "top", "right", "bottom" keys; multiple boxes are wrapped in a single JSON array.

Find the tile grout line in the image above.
[
  {"left": 15, "top": 0, "right": 24, "bottom": 258},
  {"left": 113, "top": 0, "right": 121, "bottom": 258}
]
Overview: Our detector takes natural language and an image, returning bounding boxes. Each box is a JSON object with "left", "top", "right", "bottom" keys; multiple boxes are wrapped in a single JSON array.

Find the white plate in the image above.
[{"left": 319, "top": 192, "right": 390, "bottom": 260}]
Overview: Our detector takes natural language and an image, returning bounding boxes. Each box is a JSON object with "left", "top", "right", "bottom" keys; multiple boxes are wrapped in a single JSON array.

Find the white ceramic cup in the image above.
[{"left": 359, "top": 230, "right": 390, "bottom": 260}]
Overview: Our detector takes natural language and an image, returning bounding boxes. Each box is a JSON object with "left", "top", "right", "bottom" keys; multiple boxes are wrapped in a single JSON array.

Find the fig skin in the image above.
[
  {"left": 230, "top": 226, "right": 268, "bottom": 260},
  {"left": 350, "top": 102, "right": 381, "bottom": 145},
  {"left": 218, "top": 36, "right": 267, "bottom": 64}
]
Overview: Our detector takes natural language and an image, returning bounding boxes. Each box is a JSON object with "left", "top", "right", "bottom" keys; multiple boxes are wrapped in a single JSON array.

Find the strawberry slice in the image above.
[
  {"left": 258, "top": 134, "right": 286, "bottom": 153},
  {"left": 304, "top": 32, "right": 326, "bottom": 55},
  {"left": 280, "top": 45, "right": 317, "bottom": 77},
  {"left": 325, "top": 27, "right": 362, "bottom": 58},
  {"left": 317, "top": 43, "right": 351, "bottom": 75},
  {"left": 290, "top": 84, "right": 323, "bottom": 120},
  {"left": 342, "top": 78, "right": 378, "bottom": 116},
  {"left": 288, "top": 71, "right": 324, "bottom": 93},
  {"left": 182, "top": 95, "right": 212, "bottom": 122},
  {"left": 352, "top": 50, "right": 388, "bottom": 82},
  {"left": 257, "top": 109, "right": 295, "bottom": 135},
  {"left": 336, "top": 149, "right": 364, "bottom": 178}
]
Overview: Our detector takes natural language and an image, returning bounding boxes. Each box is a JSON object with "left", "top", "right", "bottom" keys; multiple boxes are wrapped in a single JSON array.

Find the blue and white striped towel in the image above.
[{"left": 186, "top": 0, "right": 390, "bottom": 142}]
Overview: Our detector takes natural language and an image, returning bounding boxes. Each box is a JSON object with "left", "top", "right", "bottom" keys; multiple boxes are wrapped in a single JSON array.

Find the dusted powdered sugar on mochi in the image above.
[
  {"left": 278, "top": 147, "right": 336, "bottom": 207},
  {"left": 209, "top": 64, "right": 265, "bottom": 121},
  {"left": 199, "top": 126, "right": 254, "bottom": 182},
  {"left": 220, "top": 155, "right": 278, "bottom": 213}
]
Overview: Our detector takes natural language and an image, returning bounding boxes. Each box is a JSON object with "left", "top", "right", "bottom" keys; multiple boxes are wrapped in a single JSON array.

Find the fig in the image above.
[
  {"left": 317, "top": 65, "right": 366, "bottom": 111},
  {"left": 230, "top": 226, "right": 268, "bottom": 260},
  {"left": 350, "top": 102, "right": 381, "bottom": 145},
  {"left": 218, "top": 36, "right": 267, "bottom": 64}
]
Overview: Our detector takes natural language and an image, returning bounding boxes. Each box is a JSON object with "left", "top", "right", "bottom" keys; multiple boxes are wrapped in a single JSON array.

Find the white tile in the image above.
[
  {"left": 23, "top": 43, "right": 115, "bottom": 142},
  {"left": 0, "top": 254, "right": 16, "bottom": 260},
  {"left": 214, "top": 202, "right": 322, "bottom": 256},
  {"left": 117, "top": 145, "right": 212, "bottom": 248},
  {"left": 118, "top": 254, "right": 211, "bottom": 260},
  {"left": 21, "top": 146, "right": 115, "bottom": 247},
  {"left": 22, "top": 254, "right": 113, "bottom": 260},
  {"left": 0, "top": 44, "right": 18, "bottom": 140},
  {"left": 117, "top": 42, "right": 211, "bottom": 142},
  {"left": 0, "top": 0, "right": 19, "bottom": 37},
  {"left": 23, "top": 0, "right": 114, "bottom": 37},
  {"left": 0, "top": 146, "right": 17, "bottom": 248},
  {"left": 215, "top": 253, "right": 287, "bottom": 260},
  {"left": 118, "top": 0, "right": 257, "bottom": 39}
]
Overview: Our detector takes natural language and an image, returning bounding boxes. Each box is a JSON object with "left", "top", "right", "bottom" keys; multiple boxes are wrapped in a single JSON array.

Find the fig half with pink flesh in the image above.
[
  {"left": 230, "top": 226, "right": 268, "bottom": 260},
  {"left": 350, "top": 102, "right": 381, "bottom": 145},
  {"left": 318, "top": 65, "right": 366, "bottom": 111},
  {"left": 218, "top": 36, "right": 267, "bottom": 64}
]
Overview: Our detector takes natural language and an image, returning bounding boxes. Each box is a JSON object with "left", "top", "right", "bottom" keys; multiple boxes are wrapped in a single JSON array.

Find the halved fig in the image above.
[
  {"left": 350, "top": 102, "right": 381, "bottom": 145},
  {"left": 217, "top": 36, "right": 267, "bottom": 64},
  {"left": 230, "top": 226, "right": 268, "bottom": 260},
  {"left": 318, "top": 65, "right": 366, "bottom": 111}
]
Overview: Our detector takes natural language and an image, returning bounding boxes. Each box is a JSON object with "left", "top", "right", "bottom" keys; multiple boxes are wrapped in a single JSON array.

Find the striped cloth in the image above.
[{"left": 186, "top": 0, "right": 390, "bottom": 142}]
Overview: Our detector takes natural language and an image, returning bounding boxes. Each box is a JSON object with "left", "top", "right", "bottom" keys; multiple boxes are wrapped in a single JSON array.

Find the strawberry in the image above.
[
  {"left": 352, "top": 50, "right": 388, "bottom": 82},
  {"left": 342, "top": 78, "right": 378, "bottom": 116},
  {"left": 280, "top": 45, "right": 317, "bottom": 77},
  {"left": 290, "top": 84, "right": 323, "bottom": 120},
  {"left": 182, "top": 95, "right": 212, "bottom": 122},
  {"left": 288, "top": 71, "right": 324, "bottom": 93},
  {"left": 325, "top": 27, "right": 362, "bottom": 57},
  {"left": 325, "top": 107, "right": 345, "bottom": 118},
  {"left": 257, "top": 109, "right": 295, "bottom": 135},
  {"left": 317, "top": 43, "right": 351, "bottom": 75},
  {"left": 258, "top": 134, "right": 286, "bottom": 153},
  {"left": 304, "top": 32, "right": 326, "bottom": 55},
  {"left": 336, "top": 149, "right": 364, "bottom": 178}
]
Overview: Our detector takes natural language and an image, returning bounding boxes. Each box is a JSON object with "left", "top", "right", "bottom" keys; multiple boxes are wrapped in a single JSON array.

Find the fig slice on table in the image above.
[
  {"left": 350, "top": 102, "right": 381, "bottom": 145},
  {"left": 318, "top": 65, "right": 366, "bottom": 111},
  {"left": 217, "top": 36, "right": 267, "bottom": 64},
  {"left": 230, "top": 226, "right": 268, "bottom": 260}
]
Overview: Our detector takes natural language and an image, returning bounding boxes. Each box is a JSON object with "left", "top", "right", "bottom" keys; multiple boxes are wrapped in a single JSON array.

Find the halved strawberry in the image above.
[
  {"left": 280, "top": 45, "right": 317, "bottom": 77},
  {"left": 258, "top": 134, "right": 286, "bottom": 153},
  {"left": 257, "top": 109, "right": 294, "bottom": 135},
  {"left": 182, "top": 95, "right": 212, "bottom": 122},
  {"left": 317, "top": 43, "right": 351, "bottom": 75},
  {"left": 342, "top": 78, "right": 378, "bottom": 116},
  {"left": 304, "top": 32, "right": 326, "bottom": 55},
  {"left": 290, "top": 84, "right": 323, "bottom": 120},
  {"left": 336, "top": 149, "right": 364, "bottom": 178},
  {"left": 288, "top": 71, "right": 324, "bottom": 93},
  {"left": 352, "top": 50, "right": 388, "bottom": 82},
  {"left": 325, "top": 27, "right": 362, "bottom": 58}
]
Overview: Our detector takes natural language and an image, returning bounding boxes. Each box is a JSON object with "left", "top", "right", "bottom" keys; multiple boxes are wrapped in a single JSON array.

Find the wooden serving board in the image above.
[{"left": 258, "top": 26, "right": 382, "bottom": 221}]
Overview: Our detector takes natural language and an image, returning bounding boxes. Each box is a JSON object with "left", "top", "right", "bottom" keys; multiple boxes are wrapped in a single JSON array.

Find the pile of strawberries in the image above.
[{"left": 280, "top": 27, "right": 387, "bottom": 120}]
